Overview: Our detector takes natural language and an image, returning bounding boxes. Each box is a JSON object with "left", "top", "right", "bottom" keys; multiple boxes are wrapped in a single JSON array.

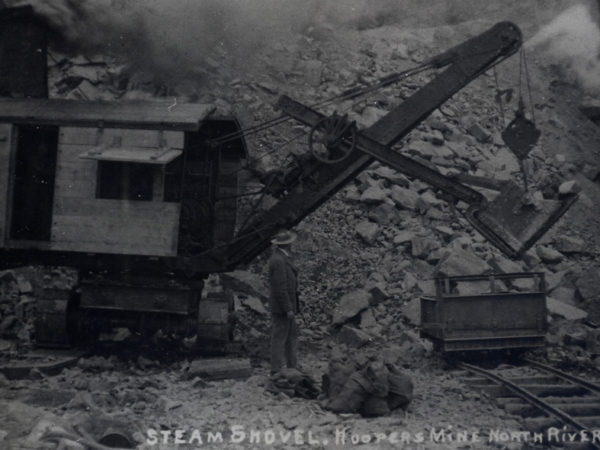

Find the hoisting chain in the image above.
[
  {"left": 493, "top": 65, "right": 507, "bottom": 127},
  {"left": 500, "top": 47, "right": 540, "bottom": 192}
]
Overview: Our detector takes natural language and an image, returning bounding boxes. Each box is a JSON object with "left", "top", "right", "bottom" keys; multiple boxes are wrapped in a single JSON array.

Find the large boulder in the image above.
[
  {"left": 549, "top": 286, "right": 576, "bottom": 305},
  {"left": 417, "top": 190, "right": 444, "bottom": 212},
  {"left": 390, "top": 186, "right": 420, "bottom": 210},
  {"left": 359, "top": 309, "right": 380, "bottom": 331},
  {"left": 241, "top": 296, "right": 268, "bottom": 315},
  {"left": 401, "top": 297, "right": 420, "bottom": 326},
  {"left": 337, "top": 325, "right": 372, "bottom": 348},
  {"left": 544, "top": 269, "right": 568, "bottom": 292},
  {"left": 554, "top": 236, "right": 585, "bottom": 254},
  {"left": 467, "top": 122, "right": 491, "bottom": 143},
  {"left": 487, "top": 255, "right": 524, "bottom": 274},
  {"left": 365, "top": 282, "right": 389, "bottom": 304},
  {"left": 394, "top": 230, "right": 417, "bottom": 245},
  {"left": 536, "top": 246, "right": 564, "bottom": 264},
  {"left": 402, "top": 272, "right": 418, "bottom": 290},
  {"left": 558, "top": 180, "right": 580, "bottom": 195},
  {"left": 368, "top": 203, "right": 401, "bottom": 225},
  {"left": 408, "top": 140, "right": 452, "bottom": 160},
  {"left": 446, "top": 140, "right": 472, "bottom": 159},
  {"left": 359, "top": 106, "right": 388, "bottom": 127},
  {"left": 355, "top": 221, "right": 380, "bottom": 245},
  {"left": 422, "top": 130, "right": 445, "bottom": 146},
  {"left": 575, "top": 267, "right": 600, "bottom": 303},
  {"left": 434, "top": 247, "right": 489, "bottom": 277},
  {"left": 345, "top": 185, "right": 362, "bottom": 201},
  {"left": 332, "top": 290, "right": 372, "bottom": 326},
  {"left": 546, "top": 297, "right": 588, "bottom": 321},
  {"left": 411, "top": 236, "right": 438, "bottom": 259},
  {"left": 221, "top": 270, "right": 268, "bottom": 300},
  {"left": 360, "top": 186, "right": 388, "bottom": 204},
  {"left": 371, "top": 166, "right": 409, "bottom": 187}
]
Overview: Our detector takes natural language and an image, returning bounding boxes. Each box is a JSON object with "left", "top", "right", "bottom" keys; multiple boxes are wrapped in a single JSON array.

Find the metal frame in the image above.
[{"left": 421, "top": 272, "right": 547, "bottom": 353}]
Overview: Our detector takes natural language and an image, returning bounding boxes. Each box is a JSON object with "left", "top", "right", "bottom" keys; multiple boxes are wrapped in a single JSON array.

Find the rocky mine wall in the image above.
[{"left": 1, "top": 0, "right": 600, "bottom": 367}]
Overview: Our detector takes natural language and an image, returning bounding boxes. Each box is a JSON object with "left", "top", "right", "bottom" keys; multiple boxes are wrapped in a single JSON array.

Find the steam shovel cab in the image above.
[{"left": 0, "top": 98, "right": 247, "bottom": 351}]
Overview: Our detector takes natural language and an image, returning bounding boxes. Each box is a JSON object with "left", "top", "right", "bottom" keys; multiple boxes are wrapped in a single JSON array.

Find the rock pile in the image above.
[
  {"left": 1, "top": 2, "right": 599, "bottom": 448},
  {"left": 0, "top": 2, "right": 594, "bottom": 373},
  {"left": 0, "top": 270, "right": 32, "bottom": 345},
  {"left": 323, "top": 351, "right": 413, "bottom": 417},
  {"left": 0, "top": 267, "right": 77, "bottom": 350}
]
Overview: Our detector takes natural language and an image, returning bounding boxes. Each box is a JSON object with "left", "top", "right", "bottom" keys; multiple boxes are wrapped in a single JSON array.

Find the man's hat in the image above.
[{"left": 271, "top": 229, "right": 297, "bottom": 246}]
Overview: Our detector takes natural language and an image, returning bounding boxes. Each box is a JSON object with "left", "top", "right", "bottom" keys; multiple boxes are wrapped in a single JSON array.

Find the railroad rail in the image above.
[{"left": 458, "top": 359, "right": 600, "bottom": 449}]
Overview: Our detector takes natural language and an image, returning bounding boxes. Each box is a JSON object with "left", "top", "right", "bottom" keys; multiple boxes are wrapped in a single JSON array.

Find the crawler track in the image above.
[{"left": 458, "top": 359, "right": 600, "bottom": 448}]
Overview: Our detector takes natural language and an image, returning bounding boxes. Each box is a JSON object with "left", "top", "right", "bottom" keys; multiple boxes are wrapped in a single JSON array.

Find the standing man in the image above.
[{"left": 268, "top": 229, "right": 299, "bottom": 375}]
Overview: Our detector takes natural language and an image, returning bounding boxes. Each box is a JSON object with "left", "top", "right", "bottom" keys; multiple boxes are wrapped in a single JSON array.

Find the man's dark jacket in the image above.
[{"left": 268, "top": 248, "right": 299, "bottom": 315}]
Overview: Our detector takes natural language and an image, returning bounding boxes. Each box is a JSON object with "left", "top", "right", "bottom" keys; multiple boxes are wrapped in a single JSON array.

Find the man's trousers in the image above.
[{"left": 270, "top": 314, "right": 298, "bottom": 373}]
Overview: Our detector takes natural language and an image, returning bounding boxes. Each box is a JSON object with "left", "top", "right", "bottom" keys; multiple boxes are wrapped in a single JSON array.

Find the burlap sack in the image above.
[
  {"left": 361, "top": 395, "right": 391, "bottom": 417},
  {"left": 387, "top": 364, "right": 414, "bottom": 410},
  {"left": 325, "top": 358, "right": 360, "bottom": 398},
  {"left": 327, "top": 371, "right": 369, "bottom": 413},
  {"left": 362, "top": 361, "right": 389, "bottom": 397}
]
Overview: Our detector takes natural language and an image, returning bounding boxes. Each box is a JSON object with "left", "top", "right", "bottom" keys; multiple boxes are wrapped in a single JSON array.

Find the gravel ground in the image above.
[
  {"left": 0, "top": 346, "right": 532, "bottom": 450},
  {"left": 1, "top": 1, "right": 600, "bottom": 449}
]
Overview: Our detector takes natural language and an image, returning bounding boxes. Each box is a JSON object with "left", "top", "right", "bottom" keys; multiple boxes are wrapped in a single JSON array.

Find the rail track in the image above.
[{"left": 457, "top": 358, "right": 600, "bottom": 448}]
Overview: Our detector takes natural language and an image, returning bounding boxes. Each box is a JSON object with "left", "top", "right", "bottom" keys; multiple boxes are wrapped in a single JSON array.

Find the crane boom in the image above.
[{"left": 181, "top": 21, "right": 576, "bottom": 274}]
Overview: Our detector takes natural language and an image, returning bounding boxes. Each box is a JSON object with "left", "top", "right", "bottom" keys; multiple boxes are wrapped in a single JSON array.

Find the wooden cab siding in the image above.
[
  {"left": 0, "top": 99, "right": 247, "bottom": 270},
  {"left": 3, "top": 125, "right": 184, "bottom": 257}
]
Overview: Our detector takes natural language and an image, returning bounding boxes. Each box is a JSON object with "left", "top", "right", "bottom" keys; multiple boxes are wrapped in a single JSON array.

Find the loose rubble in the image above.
[{"left": 1, "top": 0, "right": 600, "bottom": 448}]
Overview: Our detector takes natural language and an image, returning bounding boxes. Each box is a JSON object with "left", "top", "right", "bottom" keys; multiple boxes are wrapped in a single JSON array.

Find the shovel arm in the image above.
[
  {"left": 217, "top": 22, "right": 522, "bottom": 268},
  {"left": 274, "top": 21, "right": 523, "bottom": 204},
  {"left": 177, "top": 22, "right": 559, "bottom": 273}
]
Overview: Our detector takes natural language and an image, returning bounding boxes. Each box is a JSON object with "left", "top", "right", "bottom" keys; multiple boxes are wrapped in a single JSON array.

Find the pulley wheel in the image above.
[{"left": 308, "top": 114, "right": 357, "bottom": 164}]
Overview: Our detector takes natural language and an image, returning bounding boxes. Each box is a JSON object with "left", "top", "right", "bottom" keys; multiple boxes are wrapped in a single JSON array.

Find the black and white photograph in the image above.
[{"left": 0, "top": 0, "right": 599, "bottom": 448}]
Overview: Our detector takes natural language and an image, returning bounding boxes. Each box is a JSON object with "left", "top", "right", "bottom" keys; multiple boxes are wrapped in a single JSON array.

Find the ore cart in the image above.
[{"left": 420, "top": 272, "right": 547, "bottom": 352}]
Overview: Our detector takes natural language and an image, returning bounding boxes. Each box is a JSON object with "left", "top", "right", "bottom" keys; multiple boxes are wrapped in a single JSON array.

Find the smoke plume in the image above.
[
  {"left": 526, "top": 2, "right": 600, "bottom": 93},
  {"left": 9, "top": 0, "right": 325, "bottom": 82},
  {"left": 10, "top": 0, "right": 598, "bottom": 91},
  {"left": 8, "top": 0, "right": 525, "bottom": 83}
]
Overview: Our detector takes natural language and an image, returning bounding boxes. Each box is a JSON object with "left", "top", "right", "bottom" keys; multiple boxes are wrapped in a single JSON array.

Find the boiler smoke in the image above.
[
  {"left": 526, "top": 2, "right": 600, "bottom": 93},
  {"left": 6, "top": 0, "right": 507, "bottom": 84},
  {"left": 10, "top": 0, "right": 599, "bottom": 93},
  {"left": 8, "top": 0, "right": 322, "bottom": 83}
]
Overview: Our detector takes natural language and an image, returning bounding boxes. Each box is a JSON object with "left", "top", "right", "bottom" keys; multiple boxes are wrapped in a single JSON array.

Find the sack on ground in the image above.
[
  {"left": 362, "top": 361, "right": 389, "bottom": 397},
  {"left": 324, "top": 355, "right": 414, "bottom": 416},
  {"left": 387, "top": 364, "right": 414, "bottom": 410},
  {"left": 361, "top": 395, "right": 391, "bottom": 417},
  {"left": 325, "top": 358, "right": 360, "bottom": 398},
  {"left": 268, "top": 369, "right": 320, "bottom": 399},
  {"left": 327, "top": 372, "right": 368, "bottom": 413}
]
